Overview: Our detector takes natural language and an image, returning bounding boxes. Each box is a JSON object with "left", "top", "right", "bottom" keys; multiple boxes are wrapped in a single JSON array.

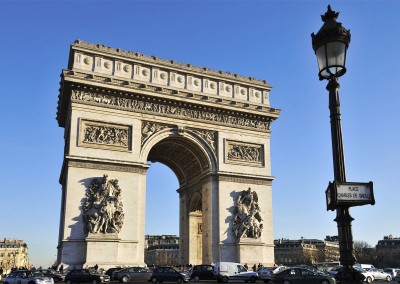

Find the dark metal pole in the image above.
[{"left": 326, "top": 78, "right": 361, "bottom": 284}]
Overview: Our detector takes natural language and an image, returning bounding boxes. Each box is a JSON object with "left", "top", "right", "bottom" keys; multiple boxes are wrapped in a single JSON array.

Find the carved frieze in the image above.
[
  {"left": 71, "top": 90, "right": 271, "bottom": 132},
  {"left": 232, "top": 188, "right": 263, "bottom": 239},
  {"left": 225, "top": 140, "right": 264, "bottom": 167},
  {"left": 83, "top": 174, "right": 124, "bottom": 235},
  {"left": 79, "top": 119, "right": 131, "bottom": 151}
]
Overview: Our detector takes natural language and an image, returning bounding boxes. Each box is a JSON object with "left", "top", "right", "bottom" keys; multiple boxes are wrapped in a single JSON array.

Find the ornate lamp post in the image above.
[{"left": 311, "top": 5, "right": 363, "bottom": 284}]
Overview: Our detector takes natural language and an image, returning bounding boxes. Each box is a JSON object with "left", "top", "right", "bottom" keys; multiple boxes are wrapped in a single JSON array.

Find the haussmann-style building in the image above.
[
  {"left": 274, "top": 237, "right": 339, "bottom": 266},
  {"left": 145, "top": 235, "right": 180, "bottom": 266},
  {"left": 0, "top": 238, "right": 30, "bottom": 275}
]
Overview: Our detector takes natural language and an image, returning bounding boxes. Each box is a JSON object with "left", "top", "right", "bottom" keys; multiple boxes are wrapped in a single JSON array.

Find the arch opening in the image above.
[{"left": 145, "top": 136, "right": 212, "bottom": 265}]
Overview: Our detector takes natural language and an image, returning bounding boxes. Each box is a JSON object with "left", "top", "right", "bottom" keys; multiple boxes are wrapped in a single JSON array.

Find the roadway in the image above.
[{"left": 116, "top": 280, "right": 396, "bottom": 284}]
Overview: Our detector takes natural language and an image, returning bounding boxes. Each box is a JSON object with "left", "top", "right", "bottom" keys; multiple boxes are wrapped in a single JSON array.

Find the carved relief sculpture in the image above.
[
  {"left": 225, "top": 140, "right": 264, "bottom": 166},
  {"left": 232, "top": 187, "right": 263, "bottom": 239},
  {"left": 192, "top": 129, "right": 216, "bottom": 153},
  {"left": 141, "top": 121, "right": 168, "bottom": 145},
  {"left": 80, "top": 119, "right": 131, "bottom": 151},
  {"left": 83, "top": 174, "right": 124, "bottom": 234}
]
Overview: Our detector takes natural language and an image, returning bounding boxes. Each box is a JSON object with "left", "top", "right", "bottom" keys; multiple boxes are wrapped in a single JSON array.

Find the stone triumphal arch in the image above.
[{"left": 56, "top": 40, "right": 280, "bottom": 269}]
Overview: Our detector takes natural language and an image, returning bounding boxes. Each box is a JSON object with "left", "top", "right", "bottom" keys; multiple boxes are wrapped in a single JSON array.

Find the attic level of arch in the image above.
[{"left": 70, "top": 40, "right": 271, "bottom": 88}]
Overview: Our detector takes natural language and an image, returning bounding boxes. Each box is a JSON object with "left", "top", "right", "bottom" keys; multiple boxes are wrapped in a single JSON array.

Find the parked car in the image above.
[
  {"left": 190, "top": 264, "right": 214, "bottom": 282},
  {"left": 38, "top": 269, "right": 65, "bottom": 283},
  {"left": 328, "top": 266, "right": 341, "bottom": 277},
  {"left": 330, "top": 266, "right": 373, "bottom": 283},
  {"left": 114, "top": 267, "right": 151, "bottom": 282},
  {"left": 367, "top": 268, "right": 391, "bottom": 281},
  {"left": 65, "top": 269, "right": 111, "bottom": 284},
  {"left": 353, "top": 266, "right": 374, "bottom": 283},
  {"left": 395, "top": 270, "right": 400, "bottom": 283},
  {"left": 257, "top": 266, "right": 288, "bottom": 283},
  {"left": 105, "top": 267, "right": 122, "bottom": 280},
  {"left": 271, "top": 267, "right": 335, "bottom": 284},
  {"left": 3, "top": 270, "right": 54, "bottom": 284},
  {"left": 384, "top": 268, "right": 400, "bottom": 279},
  {"left": 149, "top": 266, "right": 190, "bottom": 283},
  {"left": 214, "top": 262, "right": 258, "bottom": 283},
  {"left": 257, "top": 267, "right": 272, "bottom": 283}
]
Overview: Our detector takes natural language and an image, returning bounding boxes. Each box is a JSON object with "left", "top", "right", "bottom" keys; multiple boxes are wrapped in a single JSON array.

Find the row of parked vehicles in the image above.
[{"left": 3, "top": 263, "right": 400, "bottom": 284}]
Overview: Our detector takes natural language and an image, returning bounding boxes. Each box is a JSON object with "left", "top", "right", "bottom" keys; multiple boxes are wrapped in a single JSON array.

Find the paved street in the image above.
[{"left": 115, "top": 280, "right": 396, "bottom": 284}]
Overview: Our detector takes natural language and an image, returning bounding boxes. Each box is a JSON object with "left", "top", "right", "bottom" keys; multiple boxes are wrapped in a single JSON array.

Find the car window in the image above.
[
  {"left": 237, "top": 265, "right": 247, "bottom": 273},
  {"left": 301, "top": 269, "right": 313, "bottom": 276},
  {"left": 8, "top": 271, "right": 18, "bottom": 278}
]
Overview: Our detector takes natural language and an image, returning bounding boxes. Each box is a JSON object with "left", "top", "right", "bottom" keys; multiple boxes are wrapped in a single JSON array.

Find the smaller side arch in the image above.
[{"left": 189, "top": 192, "right": 202, "bottom": 213}]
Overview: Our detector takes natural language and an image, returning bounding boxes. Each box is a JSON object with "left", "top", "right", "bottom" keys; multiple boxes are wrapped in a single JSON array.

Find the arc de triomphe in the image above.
[{"left": 56, "top": 40, "right": 280, "bottom": 269}]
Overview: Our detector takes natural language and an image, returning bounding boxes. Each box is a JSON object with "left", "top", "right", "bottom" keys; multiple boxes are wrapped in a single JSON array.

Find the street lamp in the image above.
[{"left": 311, "top": 5, "right": 363, "bottom": 284}]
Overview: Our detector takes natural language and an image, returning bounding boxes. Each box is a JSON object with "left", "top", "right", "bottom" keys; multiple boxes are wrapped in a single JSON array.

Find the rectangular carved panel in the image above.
[
  {"left": 79, "top": 119, "right": 131, "bottom": 151},
  {"left": 225, "top": 140, "right": 264, "bottom": 167}
]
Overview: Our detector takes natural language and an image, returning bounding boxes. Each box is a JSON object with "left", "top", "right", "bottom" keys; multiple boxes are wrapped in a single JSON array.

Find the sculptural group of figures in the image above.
[
  {"left": 83, "top": 175, "right": 124, "bottom": 234},
  {"left": 232, "top": 188, "right": 263, "bottom": 239},
  {"left": 83, "top": 125, "right": 128, "bottom": 147}
]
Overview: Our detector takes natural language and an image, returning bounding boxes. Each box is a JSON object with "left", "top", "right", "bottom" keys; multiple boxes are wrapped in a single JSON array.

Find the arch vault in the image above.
[{"left": 56, "top": 40, "right": 280, "bottom": 269}]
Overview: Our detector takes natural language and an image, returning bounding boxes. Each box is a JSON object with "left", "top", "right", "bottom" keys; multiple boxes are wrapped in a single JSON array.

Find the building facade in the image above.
[
  {"left": 0, "top": 238, "right": 29, "bottom": 274},
  {"left": 274, "top": 237, "right": 339, "bottom": 266},
  {"left": 376, "top": 235, "right": 400, "bottom": 267},
  {"left": 145, "top": 235, "right": 179, "bottom": 266}
]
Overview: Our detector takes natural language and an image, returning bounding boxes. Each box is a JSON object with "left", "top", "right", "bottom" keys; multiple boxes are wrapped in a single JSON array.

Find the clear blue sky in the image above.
[{"left": 1, "top": 0, "right": 399, "bottom": 268}]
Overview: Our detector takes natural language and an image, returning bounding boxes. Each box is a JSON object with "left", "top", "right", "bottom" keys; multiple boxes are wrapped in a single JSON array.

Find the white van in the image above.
[{"left": 214, "top": 262, "right": 258, "bottom": 283}]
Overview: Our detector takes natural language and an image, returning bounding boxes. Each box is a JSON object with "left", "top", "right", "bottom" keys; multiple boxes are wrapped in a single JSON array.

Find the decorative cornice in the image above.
[
  {"left": 56, "top": 70, "right": 280, "bottom": 127},
  {"left": 215, "top": 172, "right": 274, "bottom": 186},
  {"left": 72, "top": 39, "right": 270, "bottom": 88},
  {"left": 64, "top": 156, "right": 149, "bottom": 174}
]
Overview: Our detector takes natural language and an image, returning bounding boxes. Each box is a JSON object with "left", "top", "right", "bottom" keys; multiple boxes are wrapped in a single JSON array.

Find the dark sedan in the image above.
[
  {"left": 149, "top": 267, "right": 190, "bottom": 283},
  {"left": 65, "top": 269, "right": 111, "bottom": 284},
  {"left": 114, "top": 267, "right": 152, "bottom": 282},
  {"left": 105, "top": 268, "right": 122, "bottom": 280},
  {"left": 190, "top": 265, "right": 214, "bottom": 282},
  {"left": 271, "top": 267, "right": 335, "bottom": 284}
]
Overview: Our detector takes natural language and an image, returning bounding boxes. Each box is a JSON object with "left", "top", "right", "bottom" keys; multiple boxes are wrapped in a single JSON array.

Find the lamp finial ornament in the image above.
[{"left": 321, "top": 5, "right": 339, "bottom": 22}]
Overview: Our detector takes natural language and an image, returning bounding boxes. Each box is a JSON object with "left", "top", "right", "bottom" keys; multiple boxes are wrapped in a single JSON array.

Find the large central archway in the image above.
[
  {"left": 56, "top": 40, "right": 280, "bottom": 269},
  {"left": 143, "top": 127, "right": 217, "bottom": 265}
]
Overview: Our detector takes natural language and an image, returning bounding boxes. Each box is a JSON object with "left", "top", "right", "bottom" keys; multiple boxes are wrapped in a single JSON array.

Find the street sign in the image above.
[{"left": 326, "top": 181, "right": 375, "bottom": 211}]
